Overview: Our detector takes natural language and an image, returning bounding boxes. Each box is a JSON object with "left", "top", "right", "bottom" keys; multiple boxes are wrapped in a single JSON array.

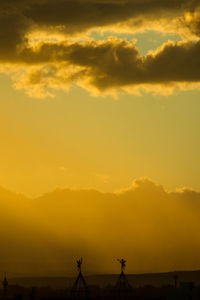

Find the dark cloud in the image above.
[
  {"left": 24, "top": 0, "right": 185, "bottom": 34},
  {"left": 1, "top": 0, "right": 200, "bottom": 96},
  {"left": 0, "top": 0, "right": 198, "bottom": 50},
  {"left": 4, "top": 38, "right": 200, "bottom": 96},
  {"left": 0, "top": 13, "right": 32, "bottom": 59}
]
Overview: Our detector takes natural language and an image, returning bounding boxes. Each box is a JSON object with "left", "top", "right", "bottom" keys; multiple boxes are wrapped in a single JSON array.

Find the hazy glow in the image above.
[
  {"left": 1, "top": 60, "right": 200, "bottom": 197},
  {"left": 0, "top": 0, "right": 200, "bottom": 276},
  {"left": 1, "top": 178, "right": 200, "bottom": 276}
]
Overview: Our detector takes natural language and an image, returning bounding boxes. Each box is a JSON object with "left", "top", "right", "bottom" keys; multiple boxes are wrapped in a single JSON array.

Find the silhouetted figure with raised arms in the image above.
[
  {"left": 71, "top": 258, "right": 89, "bottom": 300},
  {"left": 117, "top": 259, "right": 126, "bottom": 272},
  {"left": 77, "top": 259, "right": 82, "bottom": 272},
  {"left": 114, "top": 259, "right": 132, "bottom": 300}
]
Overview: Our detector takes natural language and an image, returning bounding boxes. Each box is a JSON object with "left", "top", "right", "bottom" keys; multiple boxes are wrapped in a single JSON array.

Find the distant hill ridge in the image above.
[{"left": 8, "top": 270, "right": 200, "bottom": 288}]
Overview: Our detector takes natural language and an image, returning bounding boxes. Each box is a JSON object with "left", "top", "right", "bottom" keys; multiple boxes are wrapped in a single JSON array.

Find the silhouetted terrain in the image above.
[{"left": 8, "top": 270, "right": 200, "bottom": 288}]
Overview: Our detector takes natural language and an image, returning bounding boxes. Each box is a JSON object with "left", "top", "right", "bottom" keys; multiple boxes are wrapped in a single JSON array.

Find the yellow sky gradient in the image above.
[
  {"left": 0, "top": 50, "right": 200, "bottom": 197},
  {"left": 1, "top": 177, "right": 200, "bottom": 276},
  {"left": 0, "top": 0, "right": 200, "bottom": 275}
]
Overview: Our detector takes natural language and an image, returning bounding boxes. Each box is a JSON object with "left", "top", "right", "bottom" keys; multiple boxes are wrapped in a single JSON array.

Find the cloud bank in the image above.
[
  {"left": 1, "top": 178, "right": 200, "bottom": 275},
  {"left": 1, "top": 0, "right": 200, "bottom": 97}
]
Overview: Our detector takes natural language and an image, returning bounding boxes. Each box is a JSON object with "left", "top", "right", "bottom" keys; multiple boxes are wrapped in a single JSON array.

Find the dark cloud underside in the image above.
[
  {"left": 3, "top": 39, "right": 200, "bottom": 94},
  {"left": 1, "top": 0, "right": 200, "bottom": 96}
]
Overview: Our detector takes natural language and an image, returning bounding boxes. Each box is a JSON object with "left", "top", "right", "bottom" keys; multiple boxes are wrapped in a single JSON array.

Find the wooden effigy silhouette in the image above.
[
  {"left": 71, "top": 258, "right": 89, "bottom": 300},
  {"left": 114, "top": 259, "right": 132, "bottom": 300}
]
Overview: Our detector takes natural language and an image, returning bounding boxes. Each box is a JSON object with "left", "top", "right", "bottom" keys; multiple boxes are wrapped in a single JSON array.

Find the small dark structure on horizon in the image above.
[
  {"left": 173, "top": 274, "right": 179, "bottom": 289},
  {"left": 113, "top": 259, "right": 132, "bottom": 300},
  {"left": 71, "top": 258, "right": 89, "bottom": 300},
  {"left": 2, "top": 274, "right": 8, "bottom": 300}
]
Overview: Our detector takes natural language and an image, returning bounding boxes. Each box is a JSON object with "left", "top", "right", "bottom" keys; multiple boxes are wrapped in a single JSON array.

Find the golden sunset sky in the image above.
[
  {"left": 0, "top": 0, "right": 200, "bottom": 197},
  {"left": 0, "top": 0, "right": 200, "bottom": 276}
]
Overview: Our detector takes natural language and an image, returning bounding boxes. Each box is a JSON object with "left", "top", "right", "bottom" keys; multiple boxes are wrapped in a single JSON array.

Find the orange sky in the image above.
[{"left": 0, "top": 0, "right": 200, "bottom": 275}]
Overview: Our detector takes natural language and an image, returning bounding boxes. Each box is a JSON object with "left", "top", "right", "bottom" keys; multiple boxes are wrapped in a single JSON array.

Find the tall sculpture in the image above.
[
  {"left": 114, "top": 259, "right": 132, "bottom": 300},
  {"left": 71, "top": 258, "right": 89, "bottom": 300}
]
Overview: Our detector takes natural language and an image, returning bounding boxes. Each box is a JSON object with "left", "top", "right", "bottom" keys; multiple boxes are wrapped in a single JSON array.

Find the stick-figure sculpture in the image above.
[
  {"left": 71, "top": 257, "right": 89, "bottom": 299},
  {"left": 77, "top": 258, "right": 83, "bottom": 273},
  {"left": 117, "top": 259, "right": 127, "bottom": 272},
  {"left": 115, "top": 258, "right": 132, "bottom": 299}
]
